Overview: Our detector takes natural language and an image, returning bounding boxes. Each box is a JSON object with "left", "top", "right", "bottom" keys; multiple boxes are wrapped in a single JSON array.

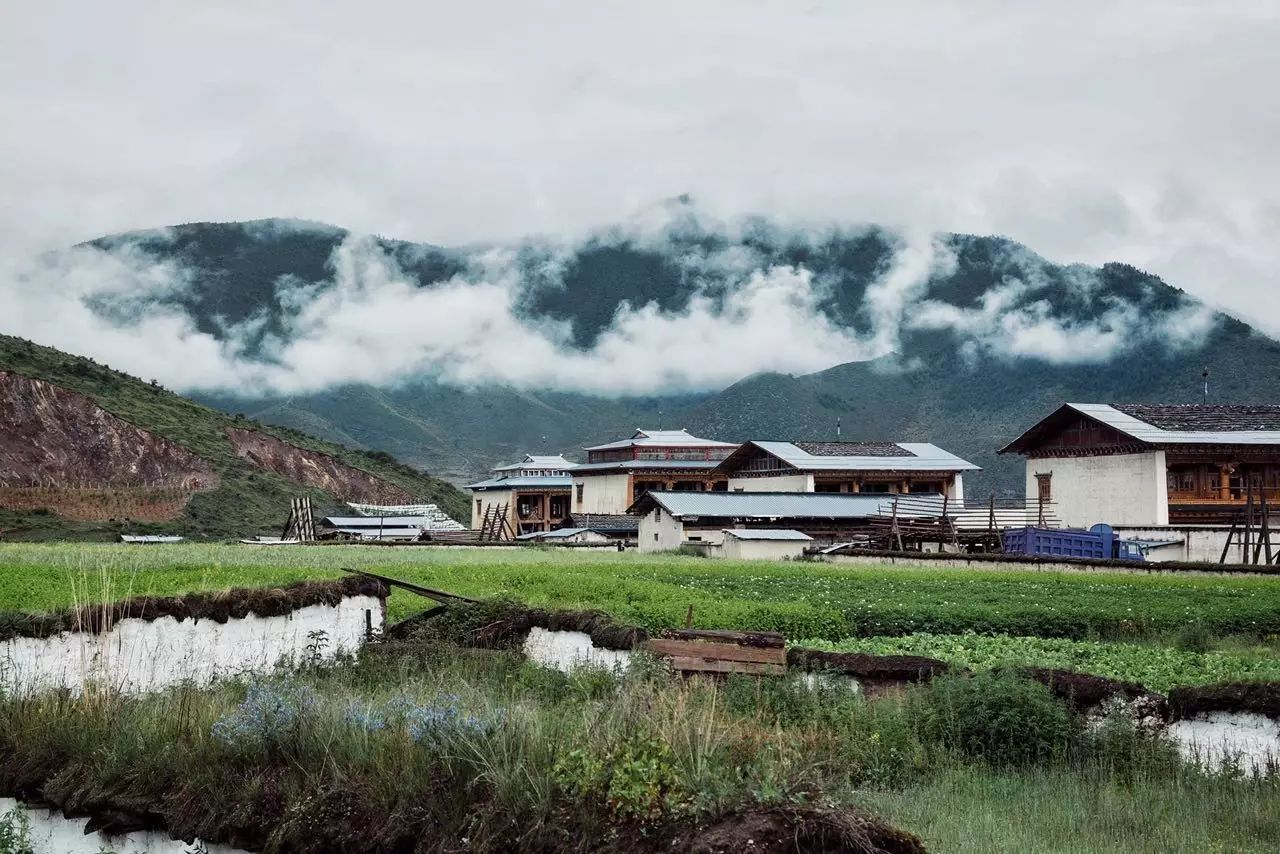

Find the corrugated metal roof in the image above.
[
  {"left": 468, "top": 475, "right": 573, "bottom": 490},
  {"left": 119, "top": 534, "right": 186, "bottom": 544},
  {"left": 570, "top": 460, "right": 722, "bottom": 472},
  {"left": 723, "top": 528, "right": 813, "bottom": 541},
  {"left": 635, "top": 491, "right": 929, "bottom": 519},
  {"left": 320, "top": 516, "right": 428, "bottom": 527},
  {"left": 745, "top": 441, "right": 980, "bottom": 472},
  {"left": 568, "top": 513, "right": 640, "bottom": 532},
  {"left": 492, "top": 454, "right": 576, "bottom": 472},
  {"left": 584, "top": 429, "right": 738, "bottom": 452},
  {"left": 1067, "top": 403, "right": 1280, "bottom": 445}
]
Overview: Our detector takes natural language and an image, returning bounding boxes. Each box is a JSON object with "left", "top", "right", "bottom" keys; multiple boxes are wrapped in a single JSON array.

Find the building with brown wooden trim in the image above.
[
  {"left": 467, "top": 454, "right": 574, "bottom": 536},
  {"left": 570, "top": 429, "right": 738, "bottom": 515},
  {"left": 714, "top": 440, "right": 978, "bottom": 500},
  {"left": 1001, "top": 403, "right": 1280, "bottom": 528}
]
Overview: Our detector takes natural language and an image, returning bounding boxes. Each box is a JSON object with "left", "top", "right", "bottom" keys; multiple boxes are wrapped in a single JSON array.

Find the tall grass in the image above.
[{"left": 1, "top": 641, "right": 1275, "bottom": 852}]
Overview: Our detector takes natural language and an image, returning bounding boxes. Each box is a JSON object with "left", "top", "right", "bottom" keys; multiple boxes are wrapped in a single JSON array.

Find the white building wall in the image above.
[
  {"left": 949, "top": 474, "right": 965, "bottom": 504},
  {"left": 1025, "top": 451, "right": 1168, "bottom": 528},
  {"left": 471, "top": 488, "right": 513, "bottom": 529},
  {"left": 638, "top": 507, "right": 688, "bottom": 553},
  {"left": 728, "top": 473, "right": 814, "bottom": 492},
  {"left": 574, "top": 474, "right": 633, "bottom": 514},
  {"left": 722, "top": 538, "right": 808, "bottom": 560}
]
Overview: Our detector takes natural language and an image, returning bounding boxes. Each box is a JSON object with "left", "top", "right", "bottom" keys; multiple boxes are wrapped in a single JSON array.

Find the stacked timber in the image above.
[{"left": 643, "top": 629, "right": 787, "bottom": 676}]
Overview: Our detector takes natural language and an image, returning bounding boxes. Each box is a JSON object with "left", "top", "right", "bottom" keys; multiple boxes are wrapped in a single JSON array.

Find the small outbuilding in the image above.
[{"left": 720, "top": 528, "right": 812, "bottom": 560}]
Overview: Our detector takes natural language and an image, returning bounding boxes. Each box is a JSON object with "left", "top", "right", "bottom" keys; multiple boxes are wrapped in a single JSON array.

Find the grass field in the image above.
[{"left": 3, "top": 543, "right": 1280, "bottom": 642}]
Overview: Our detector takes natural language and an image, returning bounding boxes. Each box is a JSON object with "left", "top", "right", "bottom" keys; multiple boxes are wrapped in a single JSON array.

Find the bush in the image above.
[
  {"left": 1174, "top": 622, "right": 1213, "bottom": 654},
  {"left": 0, "top": 806, "right": 31, "bottom": 854},
  {"left": 910, "top": 671, "right": 1074, "bottom": 767}
]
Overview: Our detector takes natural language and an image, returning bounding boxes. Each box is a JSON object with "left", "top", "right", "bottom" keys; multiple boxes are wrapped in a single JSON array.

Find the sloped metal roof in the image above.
[
  {"left": 583, "top": 428, "right": 738, "bottom": 452},
  {"left": 570, "top": 460, "right": 722, "bottom": 473},
  {"left": 743, "top": 441, "right": 979, "bottom": 472},
  {"left": 492, "top": 454, "right": 576, "bottom": 472},
  {"left": 320, "top": 516, "right": 428, "bottom": 527},
  {"left": 467, "top": 475, "right": 574, "bottom": 490},
  {"left": 722, "top": 528, "right": 813, "bottom": 541},
  {"left": 1005, "top": 404, "right": 1280, "bottom": 451},
  {"left": 632, "top": 491, "right": 938, "bottom": 519}
]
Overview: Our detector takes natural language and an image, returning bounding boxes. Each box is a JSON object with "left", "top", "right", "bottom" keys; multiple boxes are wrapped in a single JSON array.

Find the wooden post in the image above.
[
  {"left": 1244, "top": 483, "right": 1255, "bottom": 564},
  {"left": 1219, "top": 511, "right": 1240, "bottom": 564},
  {"left": 684, "top": 604, "right": 694, "bottom": 628}
]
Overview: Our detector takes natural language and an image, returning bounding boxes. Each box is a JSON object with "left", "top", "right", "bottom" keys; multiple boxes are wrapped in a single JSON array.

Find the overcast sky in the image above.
[{"left": 3, "top": 1, "right": 1279, "bottom": 334}]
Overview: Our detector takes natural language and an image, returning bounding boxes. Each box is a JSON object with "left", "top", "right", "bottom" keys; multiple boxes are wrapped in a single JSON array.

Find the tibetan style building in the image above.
[
  {"left": 570, "top": 429, "right": 739, "bottom": 514},
  {"left": 1001, "top": 403, "right": 1280, "bottom": 527},
  {"left": 467, "top": 454, "right": 574, "bottom": 536},
  {"left": 714, "top": 440, "right": 978, "bottom": 500}
]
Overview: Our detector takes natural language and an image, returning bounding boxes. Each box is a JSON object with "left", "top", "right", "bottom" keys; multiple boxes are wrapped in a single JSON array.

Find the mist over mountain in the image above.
[{"left": 7, "top": 204, "right": 1277, "bottom": 490}]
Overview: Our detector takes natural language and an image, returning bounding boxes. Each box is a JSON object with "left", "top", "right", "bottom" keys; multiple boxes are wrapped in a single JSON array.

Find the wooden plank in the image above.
[
  {"left": 339, "top": 567, "right": 479, "bottom": 604},
  {"left": 643, "top": 638, "right": 787, "bottom": 665},
  {"left": 667, "top": 657, "right": 786, "bottom": 676},
  {"left": 662, "top": 628, "right": 785, "bottom": 648}
]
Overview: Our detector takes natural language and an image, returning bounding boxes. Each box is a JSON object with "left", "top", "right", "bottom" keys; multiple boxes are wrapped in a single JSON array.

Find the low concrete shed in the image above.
[{"left": 721, "top": 529, "right": 812, "bottom": 560}]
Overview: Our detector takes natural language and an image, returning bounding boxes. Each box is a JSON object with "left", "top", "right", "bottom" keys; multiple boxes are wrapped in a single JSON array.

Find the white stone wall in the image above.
[
  {"left": 0, "top": 595, "right": 384, "bottom": 696},
  {"left": 1114, "top": 525, "right": 1241, "bottom": 563},
  {"left": 1025, "top": 452, "right": 1168, "bottom": 527},
  {"left": 728, "top": 473, "right": 814, "bottom": 492},
  {"left": 949, "top": 473, "right": 965, "bottom": 504},
  {"left": 638, "top": 507, "right": 687, "bottom": 553},
  {"left": 574, "top": 473, "right": 633, "bottom": 514}
]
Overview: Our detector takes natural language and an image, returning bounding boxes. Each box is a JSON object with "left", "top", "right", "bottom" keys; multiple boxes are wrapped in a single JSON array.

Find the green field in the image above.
[
  {"left": 802, "top": 632, "right": 1280, "bottom": 692},
  {"left": 3, "top": 543, "right": 1280, "bottom": 643}
]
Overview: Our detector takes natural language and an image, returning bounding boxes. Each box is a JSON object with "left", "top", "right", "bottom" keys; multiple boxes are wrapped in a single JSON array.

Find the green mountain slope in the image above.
[{"left": 0, "top": 334, "right": 468, "bottom": 540}]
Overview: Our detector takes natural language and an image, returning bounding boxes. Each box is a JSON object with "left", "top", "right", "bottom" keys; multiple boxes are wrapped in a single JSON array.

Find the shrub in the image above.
[
  {"left": 553, "top": 735, "right": 690, "bottom": 823},
  {"left": 1174, "top": 622, "right": 1213, "bottom": 654},
  {"left": 0, "top": 806, "right": 32, "bottom": 854},
  {"left": 910, "top": 671, "right": 1074, "bottom": 767}
]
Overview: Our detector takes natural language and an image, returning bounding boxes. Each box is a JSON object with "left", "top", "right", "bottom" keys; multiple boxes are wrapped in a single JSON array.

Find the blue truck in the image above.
[{"left": 1002, "top": 523, "right": 1146, "bottom": 562}]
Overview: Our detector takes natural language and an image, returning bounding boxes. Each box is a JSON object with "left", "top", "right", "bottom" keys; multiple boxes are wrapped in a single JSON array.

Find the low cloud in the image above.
[{"left": 0, "top": 219, "right": 1222, "bottom": 398}]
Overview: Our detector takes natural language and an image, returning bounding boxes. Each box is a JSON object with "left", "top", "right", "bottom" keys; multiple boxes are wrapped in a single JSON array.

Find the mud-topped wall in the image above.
[
  {"left": 0, "top": 577, "right": 387, "bottom": 695},
  {"left": 225, "top": 427, "right": 412, "bottom": 504},
  {"left": 0, "top": 372, "right": 219, "bottom": 519}
]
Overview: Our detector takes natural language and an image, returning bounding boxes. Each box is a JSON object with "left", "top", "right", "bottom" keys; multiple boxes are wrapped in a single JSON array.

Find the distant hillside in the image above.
[
  {"left": 0, "top": 334, "right": 468, "bottom": 540},
  {"left": 58, "top": 213, "right": 1280, "bottom": 493}
]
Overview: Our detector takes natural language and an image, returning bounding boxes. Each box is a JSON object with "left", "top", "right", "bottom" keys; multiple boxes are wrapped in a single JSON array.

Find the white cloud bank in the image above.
[{"left": 0, "top": 225, "right": 1219, "bottom": 397}]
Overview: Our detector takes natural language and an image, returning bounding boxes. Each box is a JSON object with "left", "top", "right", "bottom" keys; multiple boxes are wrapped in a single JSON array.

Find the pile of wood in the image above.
[{"left": 643, "top": 628, "right": 786, "bottom": 676}]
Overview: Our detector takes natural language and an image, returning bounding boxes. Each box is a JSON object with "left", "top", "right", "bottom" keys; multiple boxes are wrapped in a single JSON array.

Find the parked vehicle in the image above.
[{"left": 1002, "top": 523, "right": 1146, "bottom": 561}]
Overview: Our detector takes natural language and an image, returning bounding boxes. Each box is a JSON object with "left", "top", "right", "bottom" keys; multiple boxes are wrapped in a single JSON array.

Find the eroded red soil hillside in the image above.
[
  {"left": 0, "top": 371, "right": 219, "bottom": 520},
  {"left": 226, "top": 427, "right": 414, "bottom": 505}
]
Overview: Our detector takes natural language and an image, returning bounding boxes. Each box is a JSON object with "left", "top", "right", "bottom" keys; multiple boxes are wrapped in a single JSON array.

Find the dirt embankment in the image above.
[
  {"left": 0, "top": 372, "right": 218, "bottom": 520},
  {"left": 226, "top": 428, "right": 413, "bottom": 504}
]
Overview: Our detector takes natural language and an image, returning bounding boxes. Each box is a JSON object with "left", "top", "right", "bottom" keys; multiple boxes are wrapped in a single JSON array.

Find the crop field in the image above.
[
  {"left": 802, "top": 632, "right": 1280, "bottom": 692},
  {"left": 2, "top": 543, "right": 1280, "bottom": 642}
]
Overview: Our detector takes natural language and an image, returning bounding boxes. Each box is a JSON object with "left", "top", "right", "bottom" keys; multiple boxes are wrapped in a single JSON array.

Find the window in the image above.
[
  {"left": 475, "top": 499, "right": 482, "bottom": 514},
  {"left": 1036, "top": 472, "right": 1053, "bottom": 503},
  {"left": 575, "top": 484, "right": 584, "bottom": 506},
  {"left": 654, "top": 508, "right": 662, "bottom": 521}
]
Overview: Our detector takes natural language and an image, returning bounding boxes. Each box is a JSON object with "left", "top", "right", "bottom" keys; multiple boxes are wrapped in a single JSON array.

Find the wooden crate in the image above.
[{"left": 643, "top": 628, "right": 786, "bottom": 676}]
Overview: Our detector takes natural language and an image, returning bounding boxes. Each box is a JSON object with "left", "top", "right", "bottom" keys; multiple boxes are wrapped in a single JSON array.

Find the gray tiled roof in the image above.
[{"left": 631, "top": 491, "right": 945, "bottom": 519}]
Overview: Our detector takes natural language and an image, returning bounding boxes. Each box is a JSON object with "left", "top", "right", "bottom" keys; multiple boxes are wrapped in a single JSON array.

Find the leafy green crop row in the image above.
[
  {"left": 798, "top": 632, "right": 1280, "bottom": 692},
  {"left": 3, "top": 543, "right": 1280, "bottom": 643}
]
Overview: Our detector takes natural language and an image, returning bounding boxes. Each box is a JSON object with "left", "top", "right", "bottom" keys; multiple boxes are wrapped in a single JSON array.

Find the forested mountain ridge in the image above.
[{"left": 61, "top": 213, "right": 1280, "bottom": 493}]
